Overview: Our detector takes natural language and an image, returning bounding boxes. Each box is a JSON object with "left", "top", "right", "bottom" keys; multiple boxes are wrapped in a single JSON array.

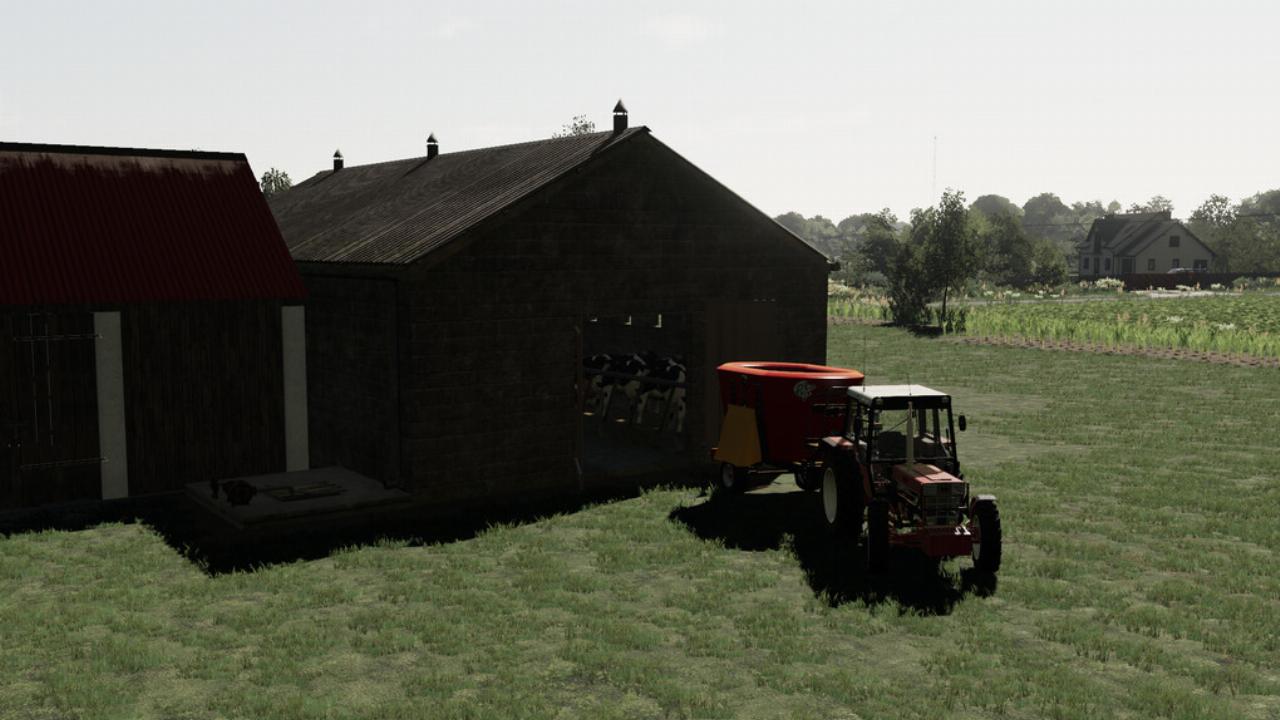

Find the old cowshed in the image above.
[{"left": 268, "top": 105, "right": 834, "bottom": 506}]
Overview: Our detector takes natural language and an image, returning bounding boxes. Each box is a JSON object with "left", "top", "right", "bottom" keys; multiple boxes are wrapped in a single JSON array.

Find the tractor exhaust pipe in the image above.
[{"left": 905, "top": 401, "right": 915, "bottom": 468}]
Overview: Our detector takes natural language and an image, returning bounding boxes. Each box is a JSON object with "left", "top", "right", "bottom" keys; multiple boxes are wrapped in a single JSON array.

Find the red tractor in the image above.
[{"left": 817, "top": 384, "right": 1001, "bottom": 574}]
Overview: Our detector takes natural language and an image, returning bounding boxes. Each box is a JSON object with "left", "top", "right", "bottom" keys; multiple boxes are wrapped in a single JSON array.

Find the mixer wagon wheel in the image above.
[{"left": 717, "top": 462, "right": 749, "bottom": 493}]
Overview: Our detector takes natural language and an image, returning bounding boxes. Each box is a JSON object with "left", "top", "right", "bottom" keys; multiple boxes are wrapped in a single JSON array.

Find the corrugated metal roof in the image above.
[
  {"left": 269, "top": 128, "right": 649, "bottom": 264},
  {"left": 0, "top": 142, "right": 307, "bottom": 306}
]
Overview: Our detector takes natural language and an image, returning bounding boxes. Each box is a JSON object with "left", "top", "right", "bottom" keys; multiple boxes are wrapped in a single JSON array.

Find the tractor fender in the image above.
[{"left": 970, "top": 494, "right": 997, "bottom": 511}]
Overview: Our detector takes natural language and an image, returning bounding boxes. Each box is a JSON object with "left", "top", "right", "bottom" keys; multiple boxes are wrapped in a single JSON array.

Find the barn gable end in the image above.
[{"left": 272, "top": 120, "right": 831, "bottom": 505}]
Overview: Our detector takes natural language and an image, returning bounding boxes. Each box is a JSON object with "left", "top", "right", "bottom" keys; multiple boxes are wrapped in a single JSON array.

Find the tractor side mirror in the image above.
[{"left": 958, "top": 415, "right": 967, "bottom": 432}]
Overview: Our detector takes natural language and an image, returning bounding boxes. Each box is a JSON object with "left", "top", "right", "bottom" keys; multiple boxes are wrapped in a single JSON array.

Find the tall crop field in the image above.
[{"left": 962, "top": 294, "right": 1280, "bottom": 358}]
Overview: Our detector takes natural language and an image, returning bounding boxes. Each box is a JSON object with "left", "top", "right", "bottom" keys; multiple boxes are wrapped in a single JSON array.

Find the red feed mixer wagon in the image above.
[
  {"left": 712, "top": 363, "right": 1001, "bottom": 574},
  {"left": 711, "top": 361, "right": 866, "bottom": 491}
]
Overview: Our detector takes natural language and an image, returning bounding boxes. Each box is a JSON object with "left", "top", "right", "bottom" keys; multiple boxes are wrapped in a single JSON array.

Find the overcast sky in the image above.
[{"left": 2, "top": 1, "right": 1276, "bottom": 221}]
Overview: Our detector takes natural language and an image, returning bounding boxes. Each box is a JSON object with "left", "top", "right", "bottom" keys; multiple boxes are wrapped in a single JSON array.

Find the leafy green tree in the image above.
[
  {"left": 1030, "top": 239, "right": 1068, "bottom": 286},
  {"left": 886, "top": 239, "right": 929, "bottom": 325},
  {"left": 775, "top": 212, "right": 808, "bottom": 237},
  {"left": 259, "top": 167, "right": 292, "bottom": 198},
  {"left": 920, "top": 189, "right": 979, "bottom": 324},
  {"left": 858, "top": 209, "right": 900, "bottom": 277},
  {"left": 1022, "top": 193, "right": 1071, "bottom": 229},
  {"left": 553, "top": 115, "right": 596, "bottom": 137},
  {"left": 773, "top": 212, "right": 844, "bottom": 259},
  {"left": 1189, "top": 194, "right": 1237, "bottom": 270},
  {"left": 1191, "top": 194, "right": 1235, "bottom": 226},
  {"left": 970, "top": 194, "right": 1021, "bottom": 219},
  {"left": 978, "top": 211, "right": 1035, "bottom": 286},
  {"left": 1021, "top": 192, "right": 1082, "bottom": 256},
  {"left": 1228, "top": 218, "right": 1280, "bottom": 272},
  {"left": 1127, "top": 195, "right": 1174, "bottom": 214}
]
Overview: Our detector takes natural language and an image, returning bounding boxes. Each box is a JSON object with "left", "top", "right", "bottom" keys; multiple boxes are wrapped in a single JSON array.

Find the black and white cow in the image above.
[
  {"left": 606, "top": 352, "right": 653, "bottom": 422},
  {"left": 635, "top": 354, "right": 687, "bottom": 433},
  {"left": 583, "top": 352, "right": 652, "bottom": 419},
  {"left": 582, "top": 353, "right": 615, "bottom": 415}
]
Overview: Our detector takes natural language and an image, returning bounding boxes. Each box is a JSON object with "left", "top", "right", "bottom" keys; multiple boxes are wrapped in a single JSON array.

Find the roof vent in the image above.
[
  {"left": 333, "top": 149, "right": 344, "bottom": 172},
  {"left": 613, "top": 99, "right": 628, "bottom": 133},
  {"left": 426, "top": 133, "right": 438, "bottom": 160}
]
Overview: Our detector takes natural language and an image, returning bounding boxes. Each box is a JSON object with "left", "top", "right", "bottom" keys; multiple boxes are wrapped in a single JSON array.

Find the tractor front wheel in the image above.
[
  {"left": 866, "top": 500, "right": 889, "bottom": 572},
  {"left": 820, "top": 459, "right": 863, "bottom": 536},
  {"left": 971, "top": 499, "right": 1002, "bottom": 573},
  {"left": 717, "top": 462, "right": 748, "bottom": 493}
]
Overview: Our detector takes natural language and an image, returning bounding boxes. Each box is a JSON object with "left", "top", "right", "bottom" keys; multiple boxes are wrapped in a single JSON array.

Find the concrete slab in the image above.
[{"left": 185, "top": 466, "right": 411, "bottom": 529}]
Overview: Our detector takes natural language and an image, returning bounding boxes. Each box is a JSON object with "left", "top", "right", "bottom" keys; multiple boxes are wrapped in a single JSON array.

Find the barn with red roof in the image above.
[{"left": 0, "top": 142, "right": 308, "bottom": 509}]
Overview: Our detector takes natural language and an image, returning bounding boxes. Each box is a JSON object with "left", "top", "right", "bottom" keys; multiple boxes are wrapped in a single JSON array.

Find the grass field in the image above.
[{"left": 3, "top": 325, "right": 1279, "bottom": 719}]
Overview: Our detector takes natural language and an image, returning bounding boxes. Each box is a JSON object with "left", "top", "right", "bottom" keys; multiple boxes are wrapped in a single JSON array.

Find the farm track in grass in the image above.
[{"left": 2, "top": 324, "right": 1279, "bottom": 719}]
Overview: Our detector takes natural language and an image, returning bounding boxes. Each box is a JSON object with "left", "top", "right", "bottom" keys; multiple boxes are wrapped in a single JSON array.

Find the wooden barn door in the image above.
[
  {"left": 0, "top": 312, "right": 101, "bottom": 509},
  {"left": 702, "top": 300, "right": 782, "bottom": 449}
]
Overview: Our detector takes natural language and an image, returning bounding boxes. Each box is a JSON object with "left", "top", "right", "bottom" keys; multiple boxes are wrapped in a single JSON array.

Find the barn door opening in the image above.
[
  {"left": 703, "top": 300, "right": 782, "bottom": 450},
  {"left": 1, "top": 312, "right": 102, "bottom": 509},
  {"left": 576, "top": 311, "right": 690, "bottom": 485}
]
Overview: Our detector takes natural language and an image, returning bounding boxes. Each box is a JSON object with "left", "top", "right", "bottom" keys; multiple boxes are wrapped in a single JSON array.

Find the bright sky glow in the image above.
[{"left": 2, "top": 0, "right": 1276, "bottom": 220}]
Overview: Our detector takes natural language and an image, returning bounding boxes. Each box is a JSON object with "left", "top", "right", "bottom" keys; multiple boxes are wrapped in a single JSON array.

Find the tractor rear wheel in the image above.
[
  {"left": 866, "top": 500, "right": 889, "bottom": 572},
  {"left": 820, "top": 458, "right": 863, "bottom": 536},
  {"left": 972, "top": 500, "right": 1002, "bottom": 573},
  {"left": 717, "top": 462, "right": 748, "bottom": 493}
]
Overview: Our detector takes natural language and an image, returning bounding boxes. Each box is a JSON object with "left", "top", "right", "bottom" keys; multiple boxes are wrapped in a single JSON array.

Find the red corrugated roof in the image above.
[{"left": 0, "top": 142, "right": 307, "bottom": 305}]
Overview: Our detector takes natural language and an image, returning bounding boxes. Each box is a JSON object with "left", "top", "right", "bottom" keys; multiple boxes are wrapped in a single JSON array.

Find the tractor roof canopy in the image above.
[{"left": 847, "top": 384, "right": 951, "bottom": 410}]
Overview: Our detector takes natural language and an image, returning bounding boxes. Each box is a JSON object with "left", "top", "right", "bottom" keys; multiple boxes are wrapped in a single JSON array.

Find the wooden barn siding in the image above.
[
  {"left": 0, "top": 310, "right": 101, "bottom": 508},
  {"left": 299, "top": 273, "right": 401, "bottom": 486},
  {"left": 396, "top": 136, "right": 827, "bottom": 502},
  {"left": 121, "top": 301, "right": 286, "bottom": 496}
]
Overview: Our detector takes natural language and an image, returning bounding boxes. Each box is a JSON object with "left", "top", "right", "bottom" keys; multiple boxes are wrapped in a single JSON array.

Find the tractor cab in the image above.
[{"left": 845, "top": 384, "right": 963, "bottom": 480}]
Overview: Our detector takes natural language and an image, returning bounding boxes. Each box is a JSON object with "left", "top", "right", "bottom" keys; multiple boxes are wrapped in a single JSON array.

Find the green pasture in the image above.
[{"left": 2, "top": 324, "right": 1278, "bottom": 719}]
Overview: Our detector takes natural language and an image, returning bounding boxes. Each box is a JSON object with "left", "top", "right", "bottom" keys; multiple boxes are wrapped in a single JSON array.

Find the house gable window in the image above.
[
  {"left": 1083, "top": 257, "right": 1090, "bottom": 270},
  {"left": 1169, "top": 235, "right": 1180, "bottom": 248},
  {"left": 1171, "top": 258, "right": 1180, "bottom": 268},
  {"left": 1147, "top": 258, "right": 1156, "bottom": 271},
  {"left": 1104, "top": 257, "right": 1111, "bottom": 271}
]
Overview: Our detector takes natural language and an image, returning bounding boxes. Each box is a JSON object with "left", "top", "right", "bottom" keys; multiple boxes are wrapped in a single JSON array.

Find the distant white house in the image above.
[{"left": 1077, "top": 211, "right": 1215, "bottom": 277}]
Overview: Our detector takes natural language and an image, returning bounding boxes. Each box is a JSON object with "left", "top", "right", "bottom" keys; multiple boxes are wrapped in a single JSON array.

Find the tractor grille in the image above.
[{"left": 922, "top": 483, "right": 965, "bottom": 526}]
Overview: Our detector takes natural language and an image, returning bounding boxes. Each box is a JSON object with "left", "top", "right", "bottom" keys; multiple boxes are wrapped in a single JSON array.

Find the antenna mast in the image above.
[{"left": 932, "top": 135, "right": 937, "bottom": 199}]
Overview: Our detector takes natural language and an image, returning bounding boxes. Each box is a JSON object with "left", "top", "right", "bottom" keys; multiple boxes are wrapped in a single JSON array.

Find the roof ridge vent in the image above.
[
  {"left": 613, "top": 99, "right": 628, "bottom": 133},
  {"left": 333, "top": 149, "right": 344, "bottom": 172},
  {"left": 427, "top": 133, "right": 438, "bottom": 159}
]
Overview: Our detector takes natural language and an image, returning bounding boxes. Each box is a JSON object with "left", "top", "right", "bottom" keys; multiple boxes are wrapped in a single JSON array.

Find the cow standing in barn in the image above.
[
  {"left": 606, "top": 353, "right": 652, "bottom": 423},
  {"left": 634, "top": 354, "right": 687, "bottom": 433},
  {"left": 582, "top": 353, "right": 614, "bottom": 416}
]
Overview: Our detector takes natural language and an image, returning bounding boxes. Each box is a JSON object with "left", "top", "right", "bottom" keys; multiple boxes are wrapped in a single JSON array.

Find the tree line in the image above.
[{"left": 776, "top": 188, "right": 1280, "bottom": 292}]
